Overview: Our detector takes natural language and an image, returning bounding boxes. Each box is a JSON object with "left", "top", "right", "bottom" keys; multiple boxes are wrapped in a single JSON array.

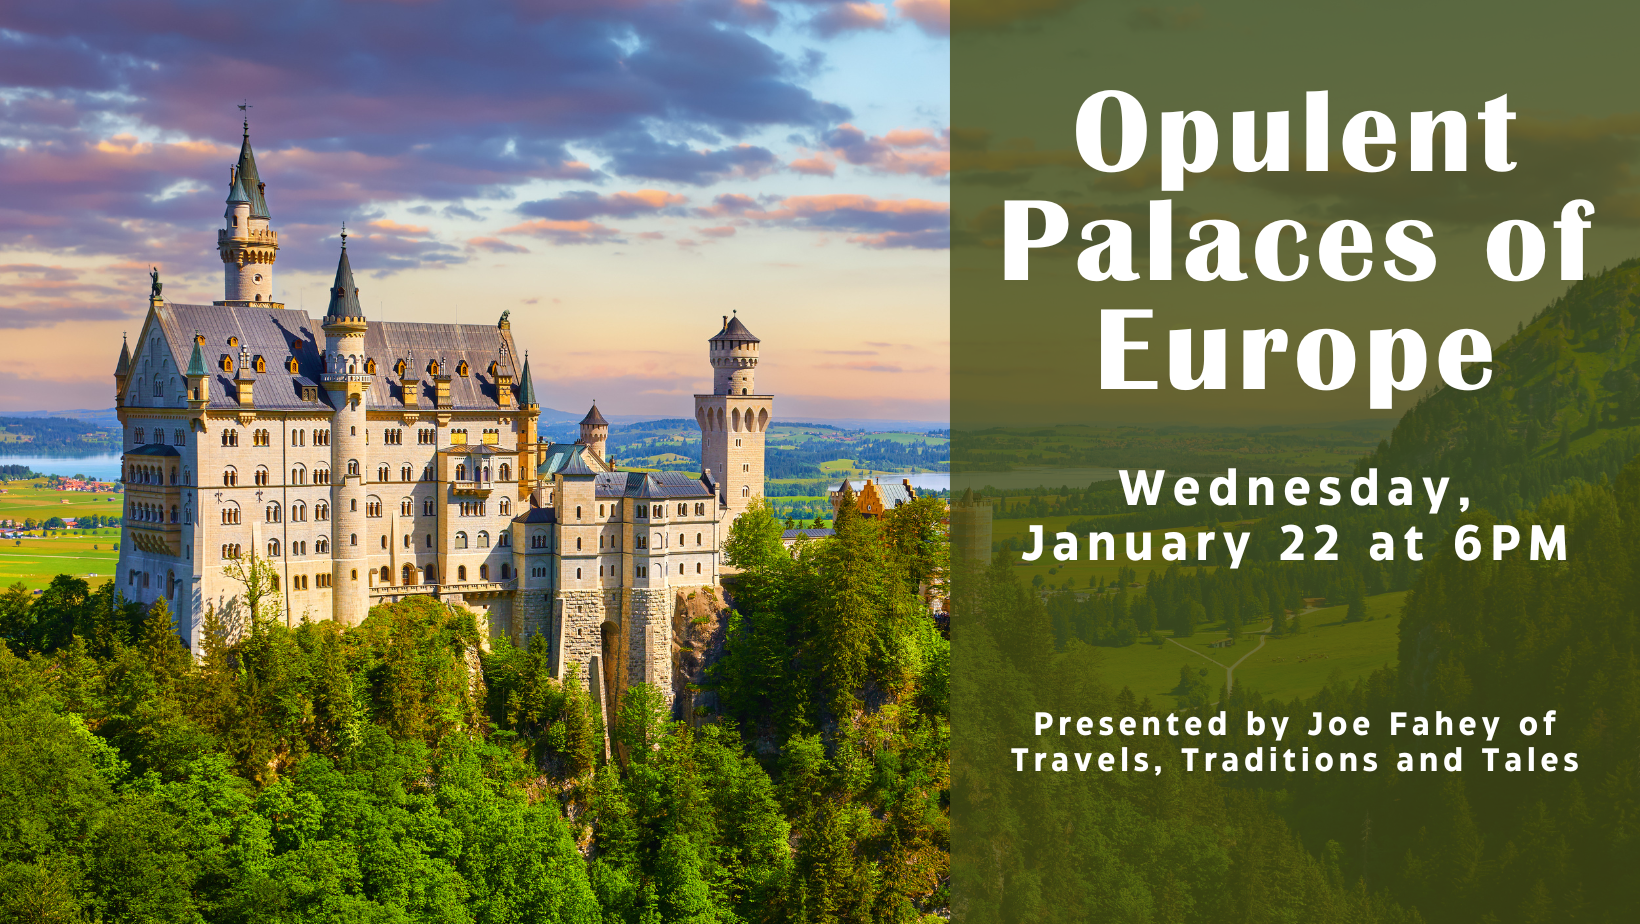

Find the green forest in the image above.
[
  {"left": 0, "top": 492, "right": 950, "bottom": 923},
  {"left": 951, "top": 263, "right": 1640, "bottom": 922}
]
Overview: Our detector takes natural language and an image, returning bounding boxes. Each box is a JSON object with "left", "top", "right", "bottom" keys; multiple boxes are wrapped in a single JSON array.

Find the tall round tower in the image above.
[
  {"left": 321, "top": 232, "right": 370, "bottom": 625},
  {"left": 711, "top": 312, "right": 759, "bottom": 395},
  {"left": 218, "top": 119, "right": 278, "bottom": 303},
  {"left": 695, "top": 312, "right": 771, "bottom": 522},
  {"left": 578, "top": 402, "right": 609, "bottom": 462}
]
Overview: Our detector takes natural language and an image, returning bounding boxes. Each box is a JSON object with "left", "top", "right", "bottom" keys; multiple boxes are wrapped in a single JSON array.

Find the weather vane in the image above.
[
  {"left": 340, "top": 221, "right": 347, "bottom": 247},
  {"left": 238, "top": 99, "right": 251, "bottom": 132}
]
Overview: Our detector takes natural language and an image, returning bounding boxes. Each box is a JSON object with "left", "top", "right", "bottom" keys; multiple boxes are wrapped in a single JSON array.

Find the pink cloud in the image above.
[
  {"left": 496, "top": 218, "right": 621, "bottom": 245},
  {"left": 811, "top": 2, "right": 890, "bottom": 37},
  {"left": 789, "top": 152, "right": 837, "bottom": 176},
  {"left": 820, "top": 123, "right": 950, "bottom": 177},
  {"left": 466, "top": 236, "right": 530, "bottom": 253},
  {"left": 895, "top": 0, "right": 950, "bottom": 37},
  {"left": 696, "top": 225, "right": 737, "bottom": 238}
]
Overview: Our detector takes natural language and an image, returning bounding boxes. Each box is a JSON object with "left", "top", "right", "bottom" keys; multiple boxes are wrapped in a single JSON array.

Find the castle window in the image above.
[
  {"left": 742, "top": 463, "right": 749, "bottom": 473},
  {"left": 741, "top": 485, "right": 749, "bottom": 497},
  {"left": 254, "top": 467, "right": 269, "bottom": 486},
  {"left": 403, "top": 563, "right": 416, "bottom": 585},
  {"left": 575, "top": 506, "right": 582, "bottom": 520},
  {"left": 532, "top": 531, "right": 547, "bottom": 549},
  {"left": 401, "top": 465, "right": 412, "bottom": 481},
  {"left": 456, "top": 463, "right": 466, "bottom": 481},
  {"left": 366, "top": 499, "right": 382, "bottom": 517},
  {"left": 498, "top": 463, "right": 510, "bottom": 481},
  {"left": 576, "top": 568, "right": 581, "bottom": 580},
  {"left": 498, "top": 498, "right": 510, "bottom": 516},
  {"left": 174, "top": 429, "right": 185, "bottom": 446},
  {"left": 292, "top": 502, "right": 306, "bottom": 522},
  {"left": 395, "top": 359, "right": 406, "bottom": 377},
  {"left": 401, "top": 499, "right": 413, "bottom": 516},
  {"left": 424, "top": 564, "right": 436, "bottom": 581},
  {"left": 458, "top": 565, "right": 468, "bottom": 581},
  {"left": 268, "top": 539, "right": 280, "bottom": 557},
  {"left": 377, "top": 464, "right": 389, "bottom": 481},
  {"left": 287, "top": 357, "right": 299, "bottom": 374},
  {"left": 457, "top": 361, "right": 469, "bottom": 377},
  {"left": 478, "top": 531, "right": 490, "bottom": 548},
  {"left": 652, "top": 505, "right": 663, "bottom": 518},
  {"left": 365, "top": 358, "right": 377, "bottom": 375},
  {"left": 696, "top": 562, "right": 702, "bottom": 573},
  {"left": 599, "top": 504, "right": 605, "bottom": 517},
  {"left": 479, "top": 564, "right": 488, "bottom": 581},
  {"left": 316, "top": 536, "right": 330, "bottom": 553},
  {"left": 350, "top": 533, "right": 358, "bottom": 546},
  {"left": 696, "top": 532, "right": 702, "bottom": 545},
  {"left": 636, "top": 565, "right": 647, "bottom": 578},
  {"left": 347, "top": 460, "right": 359, "bottom": 476},
  {"left": 135, "top": 428, "right": 144, "bottom": 444},
  {"left": 253, "top": 356, "right": 266, "bottom": 373},
  {"left": 381, "top": 535, "right": 388, "bottom": 549},
  {"left": 678, "top": 504, "right": 686, "bottom": 516},
  {"left": 500, "top": 564, "right": 510, "bottom": 580},
  {"left": 455, "top": 532, "right": 468, "bottom": 549},
  {"left": 223, "top": 468, "right": 237, "bottom": 486},
  {"left": 499, "top": 532, "right": 509, "bottom": 546},
  {"left": 426, "top": 534, "right": 433, "bottom": 548},
  {"left": 316, "top": 502, "right": 329, "bottom": 521},
  {"left": 266, "top": 502, "right": 280, "bottom": 522},
  {"left": 422, "top": 499, "right": 434, "bottom": 516}
]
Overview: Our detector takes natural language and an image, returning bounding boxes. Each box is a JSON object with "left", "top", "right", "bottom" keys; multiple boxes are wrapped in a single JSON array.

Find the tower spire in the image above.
[{"left": 325, "top": 232, "right": 363, "bottom": 321}]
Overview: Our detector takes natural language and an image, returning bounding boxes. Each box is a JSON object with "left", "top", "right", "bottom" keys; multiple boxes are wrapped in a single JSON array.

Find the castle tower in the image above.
[
  {"left": 218, "top": 119, "right": 277, "bottom": 303},
  {"left": 695, "top": 312, "right": 771, "bottom": 521},
  {"left": 321, "top": 232, "right": 370, "bottom": 625},
  {"left": 578, "top": 402, "right": 608, "bottom": 463},
  {"left": 518, "top": 352, "right": 540, "bottom": 493}
]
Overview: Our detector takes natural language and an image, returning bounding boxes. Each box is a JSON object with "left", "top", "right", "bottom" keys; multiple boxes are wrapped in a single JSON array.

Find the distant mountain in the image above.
[
  {"left": 2, "top": 408, "right": 120, "bottom": 430},
  {"left": 1359, "top": 257, "right": 1640, "bottom": 519}
]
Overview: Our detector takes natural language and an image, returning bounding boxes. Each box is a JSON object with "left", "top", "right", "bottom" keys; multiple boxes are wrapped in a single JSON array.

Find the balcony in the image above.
[
  {"left": 450, "top": 479, "right": 494, "bottom": 497},
  {"left": 128, "top": 523, "right": 183, "bottom": 557}
]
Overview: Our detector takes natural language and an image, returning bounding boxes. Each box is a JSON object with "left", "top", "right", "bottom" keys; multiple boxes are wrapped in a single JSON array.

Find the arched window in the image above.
[
  {"left": 174, "top": 429, "right": 186, "bottom": 445},
  {"left": 403, "top": 563, "right": 417, "bottom": 585},
  {"left": 347, "top": 460, "right": 359, "bottom": 476},
  {"left": 350, "top": 533, "right": 358, "bottom": 546},
  {"left": 316, "top": 536, "right": 330, "bottom": 553},
  {"left": 500, "top": 563, "right": 510, "bottom": 580},
  {"left": 380, "top": 565, "right": 391, "bottom": 584},
  {"left": 268, "top": 538, "right": 280, "bottom": 557},
  {"left": 458, "top": 565, "right": 468, "bottom": 581},
  {"left": 741, "top": 485, "right": 750, "bottom": 497},
  {"left": 456, "top": 463, "right": 466, "bottom": 481},
  {"left": 532, "top": 531, "right": 547, "bottom": 548},
  {"left": 292, "top": 501, "right": 306, "bottom": 521},
  {"left": 315, "top": 501, "right": 329, "bottom": 521},
  {"left": 499, "top": 532, "right": 510, "bottom": 547},
  {"left": 477, "top": 531, "right": 490, "bottom": 548},
  {"left": 401, "top": 498, "right": 413, "bottom": 516},
  {"left": 266, "top": 502, "right": 280, "bottom": 522},
  {"left": 377, "top": 464, "right": 389, "bottom": 481},
  {"left": 499, "top": 463, "right": 511, "bottom": 481},
  {"left": 424, "top": 563, "right": 437, "bottom": 582},
  {"left": 576, "top": 537, "right": 582, "bottom": 550},
  {"left": 401, "top": 465, "right": 412, "bottom": 481},
  {"left": 696, "top": 532, "right": 702, "bottom": 545},
  {"left": 254, "top": 466, "right": 269, "bottom": 486},
  {"left": 499, "top": 498, "right": 511, "bottom": 516},
  {"left": 696, "top": 562, "right": 702, "bottom": 573},
  {"left": 292, "top": 465, "right": 305, "bottom": 484},
  {"left": 455, "top": 532, "right": 468, "bottom": 549},
  {"left": 479, "top": 564, "right": 489, "bottom": 581},
  {"left": 223, "top": 468, "right": 237, "bottom": 486}
]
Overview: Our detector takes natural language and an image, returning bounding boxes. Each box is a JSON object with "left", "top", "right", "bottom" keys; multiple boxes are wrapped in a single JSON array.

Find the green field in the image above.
[
  {"left": 0, "top": 531, "right": 121, "bottom": 591},
  {"left": 1085, "top": 591, "right": 1407, "bottom": 709},
  {"left": 0, "top": 481, "right": 123, "bottom": 524}
]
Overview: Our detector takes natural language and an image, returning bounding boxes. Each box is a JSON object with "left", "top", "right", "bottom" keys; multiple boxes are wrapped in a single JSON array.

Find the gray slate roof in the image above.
[
  {"left": 235, "top": 129, "right": 270, "bottom": 219},
  {"left": 782, "top": 528, "right": 834, "bottom": 540},
  {"left": 835, "top": 479, "right": 916, "bottom": 508},
  {"left": 150, "top": 303, "right": 522, "bottom": 412},
  {"left": 595, "top": 470, "right": 713, "bottom": 500},
  {"left": 710, "top": 313, "right": 758, "bottom": 343}
]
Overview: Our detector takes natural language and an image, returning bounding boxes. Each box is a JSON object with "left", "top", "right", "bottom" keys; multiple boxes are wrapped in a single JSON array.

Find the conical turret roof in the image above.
[
  {"left": 324, "top": 241, "right": 362, "bottom": 321},
  {"left": 186, "top": 335, "right": 208, "bottom": 377},
  {"left": 709, "top": 312, "right": 758, "bottom": 343},
  {"left": 518, "top": 353, "right": 538, "bottom": 406},
  {"left": 114, "top": 333, "right": 130, "bottom": 377},
  {"left": 580, "top": 402, "right": 607, "bottom": 427},
  {"left": 235, "top": 123, "right": 270, "bottom": 219},
  {"left": 226, "top": 167, "right": 251, "bottom": 206}
]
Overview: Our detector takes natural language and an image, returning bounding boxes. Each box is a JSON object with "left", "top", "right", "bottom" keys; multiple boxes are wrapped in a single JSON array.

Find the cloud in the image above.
[
  {"left": 789, "top": 152, "right": 837, "bottom": 176},
  {"left": 517, "top": 189, "right": 688, "bottom": 220},
  {"left": 811, "top": 2, "right": 890, "bottom": 38},
  {"left": 466, "top": 236, "right": 530, "bottom": 254},
  {"left": 601, "top": 138, "right": 781, "bottom": 185},
  {"left": 694, "top": 193, "right": 762, "bottom": 217},
  {"left": 497, "top": 218, "right": 622, "bottom": 245},
  {"left": 742, "top": 193, "right": 949, "bottom": 248},
  {"left": 894, "top": 0, "right": 950, "bottom": 37},
  {"left": 696, "top": 225, "right": 737, "bottom": 238},
  {"left": 821, "top": 123, "right": 950, "bottom": 177},
  {"left": 367, "top": 219, "right": 431, "bottom": 236}
]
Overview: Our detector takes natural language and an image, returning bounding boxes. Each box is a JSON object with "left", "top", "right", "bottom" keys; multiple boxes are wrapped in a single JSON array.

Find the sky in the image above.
[{"left": 0, "top": 0, "right": 951, "bottom": 423}]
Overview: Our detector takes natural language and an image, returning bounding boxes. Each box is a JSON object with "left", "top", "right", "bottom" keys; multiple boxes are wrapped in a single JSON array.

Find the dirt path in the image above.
[{"left": 1165, "top": 621, "right": 1273, "bottom": 695}]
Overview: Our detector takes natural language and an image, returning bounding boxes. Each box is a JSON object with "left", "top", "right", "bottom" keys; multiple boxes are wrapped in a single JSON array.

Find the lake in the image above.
[{"left": 1, "top": 453, "right": 124, "bottom": 481}]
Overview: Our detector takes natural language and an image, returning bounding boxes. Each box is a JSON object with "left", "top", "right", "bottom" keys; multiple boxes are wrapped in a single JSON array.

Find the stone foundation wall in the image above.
[
  {"left": 553, "top": 588, "right": 610, "bottom": 685},
  {"left": 628, "top": 587, "right": 675, "bottom": 707}
]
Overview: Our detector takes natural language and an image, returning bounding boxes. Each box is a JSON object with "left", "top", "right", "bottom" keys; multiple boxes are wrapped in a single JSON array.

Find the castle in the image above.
[{"left": 113, "top": 122, "right": 771, "bottom": 708}]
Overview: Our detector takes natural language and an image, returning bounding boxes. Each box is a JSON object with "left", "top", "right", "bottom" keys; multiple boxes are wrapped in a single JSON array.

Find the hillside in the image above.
[{"left": 0, "top": 416, "right": 116, "bottom": 455}]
